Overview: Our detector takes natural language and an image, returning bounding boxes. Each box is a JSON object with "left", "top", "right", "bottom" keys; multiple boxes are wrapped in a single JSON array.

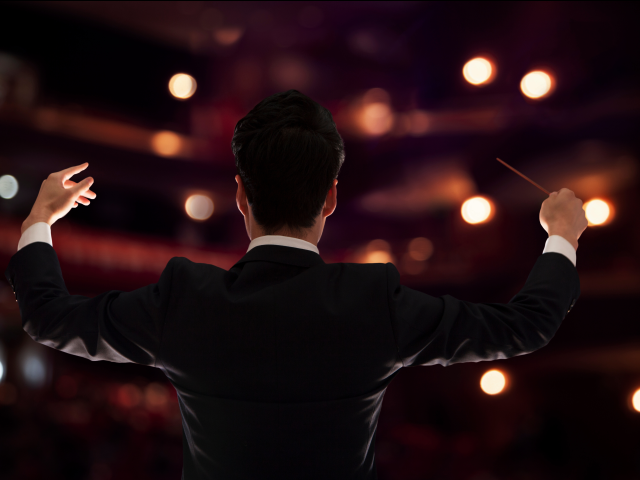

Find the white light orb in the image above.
[
  {"left": 185, "top": 194, "right": 214, "bottom": 221},
  {"left": 632, "top": 389, "right": 640, "bottom": 412},
  {"left": 461, "top": 196, "right": 492, "bottom": 224},
  {"left": 520, "top": 71, "right": 553, "bottom": 99},
  {"left": 480, "top": 369, "right": 506, "bottom": 395},
  {"left": 463, "top": 57, "right": 493, "bottom": 85},
  {"left": 0, "top": 360, "right": 4, "bottom": 382},
  {"left": 584, "top": 199, "right": 611, "bottom": 226},
  {"left": 0, "top": 175, "right": 19, "bottom": 199},
  {"left": 169, "top": 73, "right": 197, "bottom": 99}
]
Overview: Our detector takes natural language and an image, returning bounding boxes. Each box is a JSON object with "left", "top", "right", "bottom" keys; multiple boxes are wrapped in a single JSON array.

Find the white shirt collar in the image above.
[{"left": 247, "top": 235, "right": 319, "bottom": 254}]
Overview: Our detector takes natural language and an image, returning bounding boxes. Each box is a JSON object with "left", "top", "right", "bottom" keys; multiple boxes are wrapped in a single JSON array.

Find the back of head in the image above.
[{"left": 232, "top": 90, "right": 345, "bottom": 235}]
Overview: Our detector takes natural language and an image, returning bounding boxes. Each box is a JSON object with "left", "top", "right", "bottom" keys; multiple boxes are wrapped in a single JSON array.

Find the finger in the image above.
[
  {"left": 71, "top": 177, "right": 94, "bottom": 196},
  {"left": 76, "top": 196, "right": 91, "bottom": 206},
  {"left": 61, "top": 162, "right": 89, "bottom": 182},
  {"left": 73, "top": 202, "right": 78, "bottom": 208}
]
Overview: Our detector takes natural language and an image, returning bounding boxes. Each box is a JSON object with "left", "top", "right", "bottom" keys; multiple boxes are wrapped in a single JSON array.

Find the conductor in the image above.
[{"left": 5, "top": 90, "right": 587, "bottom": 479}]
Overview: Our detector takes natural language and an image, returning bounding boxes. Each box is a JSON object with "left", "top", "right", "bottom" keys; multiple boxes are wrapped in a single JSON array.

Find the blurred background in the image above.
[{"left": 0, "top": 1, "right": 639, "bottom": 479}]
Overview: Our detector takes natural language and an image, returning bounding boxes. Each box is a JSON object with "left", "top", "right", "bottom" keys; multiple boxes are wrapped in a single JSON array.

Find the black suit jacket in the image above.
[{"left": 5, "top": 242, "right": 579, "bottom": 479}]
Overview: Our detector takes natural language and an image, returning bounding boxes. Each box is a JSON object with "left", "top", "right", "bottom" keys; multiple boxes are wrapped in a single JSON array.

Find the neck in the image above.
[{"left": 248, "top": 217, "right": 324, "bottom": 247}]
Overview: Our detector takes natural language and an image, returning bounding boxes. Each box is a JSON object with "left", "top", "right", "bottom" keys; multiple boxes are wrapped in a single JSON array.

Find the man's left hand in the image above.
[{"left": 21, "top": 163, "right": 97, "bottom": 234}]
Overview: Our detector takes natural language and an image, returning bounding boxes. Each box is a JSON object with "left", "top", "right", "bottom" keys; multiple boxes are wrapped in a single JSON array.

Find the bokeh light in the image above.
[
  {"left": 118, "top": 383, "right": 142, "bottom": 408},
  {"left": 21, "top": 351, "right": 46, "bottom": 388},
  {"left": 185, "top": 194, "right": 214, "bottom": 221},
  {"left": 520, "top": 71, "right": 553, "bottom": 99},
  {"left": 0, "top": 174, "right": 19, "bottom": 199},
  {"left": 144, "top": 382, "right": 169, "bottom": 412},
  {"left": 0, "top": 359, "right": 4, "bottom": 382},
  {"left": 632, "top": 389, "right": 640, "bottom": 412},
  {"left": 357, "top": 88, "right": 394, "bottom": 136},
  {"left": 584, "top": 198, "right": 612, "bottom": 226},
  {"left": 214, "top": 27, "right": 244, "bottom": 46},
  {"left": 480, "top": 370, "right": 507, "bottom": 395},
  {"left": 408, "top": 237, "right": 434, "bottom": 261},
  {"left": 168, "top": 73, "right": 197, "bottom": 99},
  {"left": 462, "top": 57, "right": 493, "bottom": 85},
  {"left": 361, "top": 239, "right": 394, "bottom": 264},
  {"left": 151, "top": 131, "right": 183, "bottom": 157},
  {"left": 461, "top": 196, "right": 493, "bottom": 224}
]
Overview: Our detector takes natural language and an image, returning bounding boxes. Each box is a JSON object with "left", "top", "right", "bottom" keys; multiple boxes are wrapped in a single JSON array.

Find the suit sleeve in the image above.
[
  {"left": 4, "top": 242, "right": 178, "bottom": 367},
  {"left": 386, "top": 252, "right": 580, "bottom": 367}
]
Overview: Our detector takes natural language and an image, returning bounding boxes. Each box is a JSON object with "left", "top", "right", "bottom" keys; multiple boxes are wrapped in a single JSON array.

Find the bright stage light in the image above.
[
  {"left": 480, "top": 370, "right": 506, "bottom": 395},
  {"left": 151, "top": 131, "right": 183, "bottom": 157},
  {"left": 0, "top": 174, "right": 18, "bottom": 199},
  {"left": 169, "top": 73, "right": 197, "bottom": 99},
  {"left": 185, "top": 194, "right": 214, "bottom": 221},
  {"left": 408, "top": 237, "right": 433, "bottom": 261},
  {"left": 632, "top": 389, "right": 640, "bottom": 412},
  {"left": 584, "top": 199, "right": 612, "bottom": 226},
  {"left": 463, "top": 57, "right": 493, "bottom": 85},
  {"left": 520, "top": 71, "right": 553, "bottom": 99},
  {"left": 461, "top": 196, "right": 493, "bottom": 224}
]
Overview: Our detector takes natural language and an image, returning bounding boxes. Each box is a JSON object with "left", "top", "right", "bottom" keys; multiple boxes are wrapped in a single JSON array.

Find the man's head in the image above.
[{"left": 232, "top": 90, "right": 344, "bottom": 241}]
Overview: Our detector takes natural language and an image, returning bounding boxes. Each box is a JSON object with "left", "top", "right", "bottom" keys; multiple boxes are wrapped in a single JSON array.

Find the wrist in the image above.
[
  {"left": 21, "top": 212, "right": 51, "bottom": 235},
  {"left": 548, "top": 231, "right": 578, "bottom": 251}
]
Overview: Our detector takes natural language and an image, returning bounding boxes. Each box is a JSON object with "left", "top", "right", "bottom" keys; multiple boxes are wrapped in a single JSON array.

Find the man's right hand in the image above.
[{"left": 539, "top": 188, "right": 588, "bottom": 251}]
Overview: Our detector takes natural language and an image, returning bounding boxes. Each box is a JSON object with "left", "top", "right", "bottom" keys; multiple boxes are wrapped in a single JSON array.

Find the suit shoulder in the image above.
[
  {"left": 324, "top": 261, "right": 395, "bottom": 280},
  {"left": 164, "top": 256, "right": 227, "bottom": 275}
]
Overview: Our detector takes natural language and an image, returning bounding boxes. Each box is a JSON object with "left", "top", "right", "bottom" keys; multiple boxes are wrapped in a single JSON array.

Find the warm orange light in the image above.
[
  {"left": 359, "top": 103, "right": 394, "bottom": 136},
  {"left": 632, "top": 389, "right": 640, "bottom": 412},
  {"left": 362, "top": 239, "right": 393, "bottom": 263},
  {"left": 463, "top": 57, "right": 493, "bottom": 85},
  {"left": 520, "top": 71, "right": 553, "bottom": 99},
  {"left": 408, "top": 237, "right": 433, "bottom": 261},
  {"left": 214, "top": 27, "right": 244, "bottom": 46},
  {"left": 356, "top": 88, "right": 394, "bottom": 136},
  {"left": 144, "top": 382, "right": 169, "bottom": 412},
  {"left": 169, "top": 73, "right": 197, "bottom": 99},
  {"left": 461, "top": 196, "right": 493, "bottom": 224},
  {"left": 185, "top": 194, "right": 214, "bottom": 221},
  {"left": 151, "top": 131, "right": 183, "bottom": 157},
  {"left": 480, "top": 370, "right": 506, "bottom": 395},
  {"left": 584, "top": 198, "right": 612, "bottom": 226}
]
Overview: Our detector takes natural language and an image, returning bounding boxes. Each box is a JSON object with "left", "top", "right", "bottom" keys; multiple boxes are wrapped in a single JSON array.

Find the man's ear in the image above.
[
  {"left": 235, "top": 175, "right": 248, "bottom": 217},
  {"left": 322, "top": 179, "right": 338, "bottom": 218}
]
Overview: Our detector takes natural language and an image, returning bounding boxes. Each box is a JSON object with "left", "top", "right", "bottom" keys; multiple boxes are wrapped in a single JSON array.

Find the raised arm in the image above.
[
  {"left": 5, "top": 242, "right": 177, "bottom": 366},
  {"left": 388, "top": 188, "right": 587, "bottom": 367},
  {"left": 4, "top": 163, "right": 175, "bottom": 366}
]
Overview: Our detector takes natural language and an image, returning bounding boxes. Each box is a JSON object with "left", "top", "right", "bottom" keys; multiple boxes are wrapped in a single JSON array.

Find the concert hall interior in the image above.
[{"left": 1, "top": 2, "right": 640, "bottom": 479}]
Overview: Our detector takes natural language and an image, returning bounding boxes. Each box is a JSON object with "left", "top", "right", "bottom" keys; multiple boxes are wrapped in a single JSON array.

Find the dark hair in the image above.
[{"left": 232, "top": 90, "right": 345, "bottom": 235}]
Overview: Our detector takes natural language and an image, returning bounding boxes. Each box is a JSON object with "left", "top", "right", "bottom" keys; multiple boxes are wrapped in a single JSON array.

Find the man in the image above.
[{"left": 5, "top": 90, "right": 586, "bottom": 479}]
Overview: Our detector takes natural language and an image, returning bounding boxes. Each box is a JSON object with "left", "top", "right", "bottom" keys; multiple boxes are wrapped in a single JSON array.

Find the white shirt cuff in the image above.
[
  {"left": 17, "top": 222, "right": 52, "bottom": 251},
  {"left": 543, "top": 235, "right": 576, "bottom": 267}
]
